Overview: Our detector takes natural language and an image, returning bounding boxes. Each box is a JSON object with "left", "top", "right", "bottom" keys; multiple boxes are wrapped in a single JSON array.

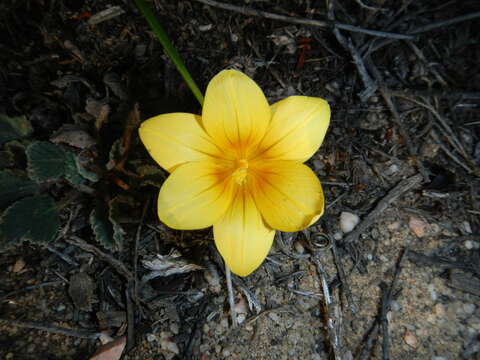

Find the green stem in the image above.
[{"left": 134, "top": 0, "right": 204, "bottom": 106}]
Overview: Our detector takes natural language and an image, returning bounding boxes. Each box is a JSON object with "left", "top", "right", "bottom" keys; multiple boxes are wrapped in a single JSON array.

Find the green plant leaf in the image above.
[
  {"left": 108, "top": 195, "right": 137, "bottom": 251},
  {"left": 64, "top": 151, "right": 86, "bottom": 185},
  {"left": 0, "top": 170, "right": 39, "bottom": 208},
  {"left": 26, "top": 141, "right": 88, "bottom": 184},
  {"left": 27, "top": 141, "right": 69, "bottom": 182},
  {"left": 0, "top": 195, "right": 60, "bottom": 249},
  {"left": 89, "top": 203, "right": 118, "bottom": 251},
  {"left": 75, "top": 155, "right": 99, "bottom": 182},
  {"left": 0, "top": 114, "right": 33, "bottom": 145}
]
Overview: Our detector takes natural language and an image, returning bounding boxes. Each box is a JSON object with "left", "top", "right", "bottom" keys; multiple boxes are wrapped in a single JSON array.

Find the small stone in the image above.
[
  {"left": 463, "top": 303, "right": 476, "bottom": 315},
  {"left": 170, "top": 322, "right": 179, "bottom": 335},
  {"left": 391, "top": 300, "right": 401, "bottom": 312},
  {"left": 268, "top": 312, "right": 281, "bottom": 323},
  {"left": 432, "top": 357, "right": 448, "bottom": 360},
  {"left": 387, "top": 221, "right": 401, "bottom": 231},
  {"left": 294, "top": 241, "right": 305, "bottom": 253},
  {"left": 203, "top": 323, "right": 210, "bottom": 334},
  {"left": 409, "top": 216, "right": 427, "bottom": 237},
  {"left": 340, "top": 212, "right": 360, "bottom": 233},
  {"left": 6, "top": 353, "right": 14, "bottom": 360},
  {"left": 428, "top": 284, "right": 438, "bottom": 301},
  {"left": 222, "top": 349, "right": 231, "bottom": 357},
  {"left": 56, "top": 304, "right": 66, "bottom": 312},
  {"left": 433, "top": 303, "right": 446, "bottom": 317},
  {"left": 198, "top": 24, "right": 213, "bottom": 31},
  {"left": 237, "top": 313, "right": 246, "bottom": 324},
  {"left": 146, "top": 333, "right": 157, "bottom": 342},
  {"left": 234, "top": 297, "right": 249, "bottom": 314},
  {"left": 465, "top": 240, "right": 474, "bottom": 250},
  {"left": 220, "top": 317, "right": 229, "bottom": 329},
  {"left": 462, "top": 221, "right": 472, "bottom": 234},
  {"left": 231, "top": 33, "right": 239, "bottom": 42},
  {"left": 333, "top": 232, "right": 343, "bottom": 240},
  {"left": 403, "top": 331, "right": 418, "bottom": 348}
]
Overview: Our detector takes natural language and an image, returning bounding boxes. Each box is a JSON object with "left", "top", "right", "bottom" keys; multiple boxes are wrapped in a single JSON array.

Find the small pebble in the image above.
[
  {"left": 434, "top": 303, "right": 446, "bottom": 317},
  {"left": 387, "top": 221, "right": 401, "bottom": 231},
  {"left": 237, "top": 313, "right": 246, "bottom": 324},
  {"left": 198, "top": 24, "right": 213, "bottom": 31},
  {"left": 220, "top": 317, "right": 229, "bottom": 329},
  {"left": 222, "top": 349, "right": 231, "bottom": 357},
  {"left": 428, "top": 284, "right": 438, "bottom": 301},
  {"left": 462, "top": 221, "right": 472, "bottom": 234},
  {"left": 146, "top": 333, "right": 157, "bottom": 342},
  {"left": 333, "top": 232, "right": 343, "bottom": 240},
  {"left": 170, "top": 322, "right": 179, "bottom": 335},
  {"left": 294, "top": 240, "right": 306, "bottom": 253},
  {"left": 409, "top": 216, "right": 427, "bottom": 237},
  {"left": 403, "top": 331, "right": 418, "bottom": 348},
  {"left": 234, "top": 297, "right": 248, "bottom": 314},
  {"left": 268, "top": 312, "right": 281, "bottom": 323},
  {"left": 340, "top": 212, "right": 360, "bottom": 233},
  {"left": 465, "top": 240, "right": 474, "bottom": 250},
  {"left": 391, "top": 300, "right": 401, "bottom": 312},
  {"left": 56, "top": 304, "right": 66, "bottom": 312},
  {"left": 6, "top": 353, "right": 14, "bottom": 360},
  {"left": 463, "top": 303, "right": 476, "bottom": 315},
  {"left": 432, "top": 357, "right": 448, "bottom": 360}
]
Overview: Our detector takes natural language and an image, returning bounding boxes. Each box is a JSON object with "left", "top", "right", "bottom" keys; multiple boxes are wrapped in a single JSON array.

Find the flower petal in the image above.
[
  {"left": 249, "top": 160, "right": 324, "bottom": 232},
  {"left": 256, "top": 96, "right": 330, "bottom": 162},
  {"left": 157, "top": 160, "right": 234, "bottom": 230},
  {"left": 139, "top": 113, "right": 221, "bottom": 172},
  {"left": 202, "top": 70, "right": 271, "bottom": 154},
  {"left": 213, "top": 188, "right": 275, "bottom": 277}
]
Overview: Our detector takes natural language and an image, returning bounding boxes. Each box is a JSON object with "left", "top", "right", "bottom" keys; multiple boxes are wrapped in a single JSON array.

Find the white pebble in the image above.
[
  {"left": 463, "top": 303, "right": 476, "bottom": 315},
  {"left": 146, "top": 333, "right": 157, "bottom": 342},
  {"left": 340, "top": 212, "right": 360, "bottom": 233},
  {"left": 465, "top": 240, "right": 474, "bottom": 250}
]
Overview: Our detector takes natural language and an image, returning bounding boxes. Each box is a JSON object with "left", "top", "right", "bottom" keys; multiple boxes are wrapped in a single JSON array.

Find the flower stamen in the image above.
[{"left": 232, "top": 159, "right": 249, "bottom": 185}]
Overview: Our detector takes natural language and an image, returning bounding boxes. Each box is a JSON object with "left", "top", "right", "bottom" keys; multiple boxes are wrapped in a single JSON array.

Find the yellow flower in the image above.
[{"left": 139, "top": 70, "right": 330, "bottom": 276}]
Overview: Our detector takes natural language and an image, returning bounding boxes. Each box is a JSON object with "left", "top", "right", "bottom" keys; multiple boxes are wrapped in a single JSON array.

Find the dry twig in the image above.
[
  {"left": 342, "top": 174, "right": 423, "bottom": 244},
  {"left": 0, "top": 318, "right": 102, "bottom": 339},
  {"left": 66, "top": 236, "right": 133, "bottom": 280},
  {"left": 192, "top": 0, "right": 414, "bottom": 40}
]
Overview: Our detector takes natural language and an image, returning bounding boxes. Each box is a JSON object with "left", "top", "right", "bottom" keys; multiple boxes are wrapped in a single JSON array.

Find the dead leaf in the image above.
[
  {"left": 51, "top": 125, "right": 96, "bottom": 149},
  {"left": 68, "top": 272, "right": 95, "bottom": 311},
  {"left": 409, "top": 216, "right": 427, "bottom": 237},
  {"left": 12, "top": 258, "right": 26, "bottom": 273},
  {"left": 89, "top": 336, "right": 126, "bottom": 360},
  {"left": 142, "top": 250, "right": 204, "bottom": 282}
]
